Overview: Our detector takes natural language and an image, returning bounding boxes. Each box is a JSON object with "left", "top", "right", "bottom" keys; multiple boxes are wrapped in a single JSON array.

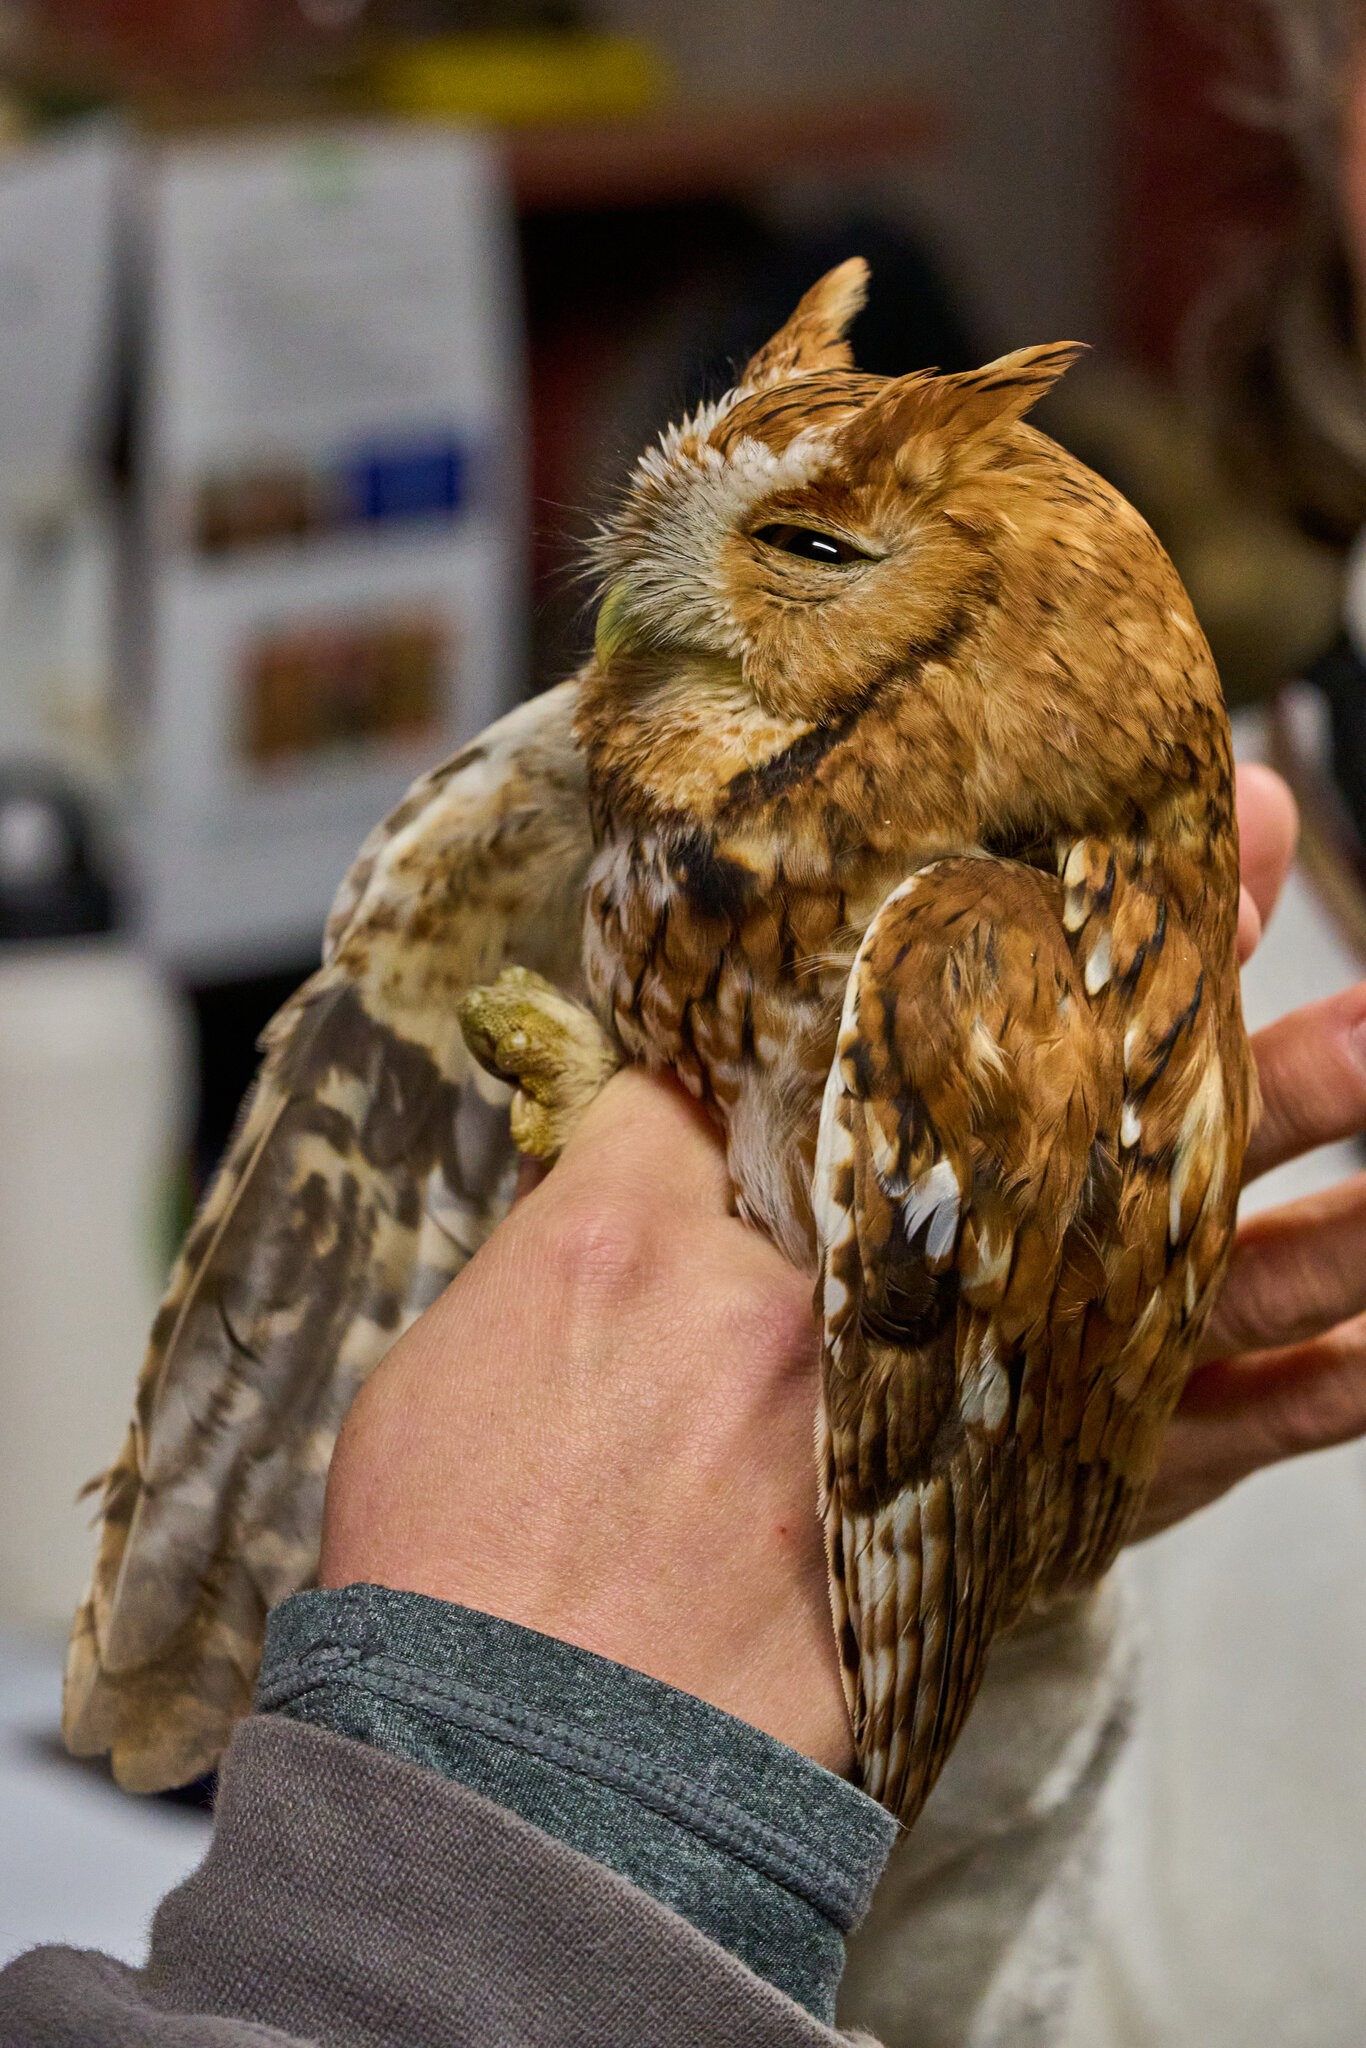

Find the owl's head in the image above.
[{"left": 582, "top": 260, "right": 1224, "bottom": 848}]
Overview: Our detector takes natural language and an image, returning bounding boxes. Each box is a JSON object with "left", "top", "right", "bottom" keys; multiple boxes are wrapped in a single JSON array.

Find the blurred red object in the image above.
[
  {"left": 37, "top": 0, "right": 270, "bottom": 86},
  {"left": 1116, "top": 0, "right": 1297, "bottom": 372},
  {"left": 30, "top": 1, "right": 376, "bottom": 91}
]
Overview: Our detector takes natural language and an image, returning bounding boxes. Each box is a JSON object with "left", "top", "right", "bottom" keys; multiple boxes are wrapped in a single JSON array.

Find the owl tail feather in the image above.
[{"left": 825, "top": 1423, "right": 1016, "bottom": 1830}]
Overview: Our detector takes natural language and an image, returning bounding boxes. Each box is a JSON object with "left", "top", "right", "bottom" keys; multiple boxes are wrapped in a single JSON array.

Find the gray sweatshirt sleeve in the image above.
[
  {"left": 0, "top": 1716, "right": 883, "bottom": 2048},
  {"left": 257, "top": 1584, "right": 896, "bottom": 2021},
  {"left": 0, "top": 1588, "right": 898, "bottom": 2048}
]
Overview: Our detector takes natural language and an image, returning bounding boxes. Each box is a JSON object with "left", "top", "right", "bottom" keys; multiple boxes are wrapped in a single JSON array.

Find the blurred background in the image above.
[{"left": 0, "top": 3, "right": 1363, "bottom": 2043}]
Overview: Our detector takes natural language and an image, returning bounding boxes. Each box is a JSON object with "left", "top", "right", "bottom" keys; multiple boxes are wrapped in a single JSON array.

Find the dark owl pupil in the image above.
[{"left": 753, "top": 523, "right": 865, "bottom": 565}]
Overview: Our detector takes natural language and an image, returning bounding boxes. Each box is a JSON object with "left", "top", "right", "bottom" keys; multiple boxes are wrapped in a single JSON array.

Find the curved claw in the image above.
[{"left": 458, "top": 967, "right": 620, "bottom": 1159}]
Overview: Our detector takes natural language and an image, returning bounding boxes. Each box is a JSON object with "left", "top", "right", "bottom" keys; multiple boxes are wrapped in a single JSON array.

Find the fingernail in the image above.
[
  {"left": 1237, "top": 888, "right": 1261, "bottom": 962},
  {"left": 1345, "top": 1013, "right": 1366, "bottom": 1078}
]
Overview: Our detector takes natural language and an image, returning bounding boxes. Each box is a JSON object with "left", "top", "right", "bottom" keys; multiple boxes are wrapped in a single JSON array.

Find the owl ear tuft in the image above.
[
  {"left": 842, "top": 341, "right": 1087, "bottom": 465},
  {"left": 933, "top": 340, "right": 1088, "bottom": 434},
  {"left": 741, "top": 257, "right": 870, "bottom": 387}
]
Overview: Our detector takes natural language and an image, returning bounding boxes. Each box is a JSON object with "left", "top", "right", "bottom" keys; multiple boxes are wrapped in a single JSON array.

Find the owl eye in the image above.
[{"left": 752, "top": 523, "right": 871, "bottom": 565}]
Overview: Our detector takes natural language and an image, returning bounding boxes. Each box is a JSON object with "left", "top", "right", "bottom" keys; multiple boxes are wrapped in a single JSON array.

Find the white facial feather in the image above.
[{"left": 593, "top": 390, "right": 838, "bottom": 658}]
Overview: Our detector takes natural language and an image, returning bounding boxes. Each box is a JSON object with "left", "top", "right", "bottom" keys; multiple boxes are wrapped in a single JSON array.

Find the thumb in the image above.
[{"left": 1236, "top": 762, "right": 1298, "bottom": 946}]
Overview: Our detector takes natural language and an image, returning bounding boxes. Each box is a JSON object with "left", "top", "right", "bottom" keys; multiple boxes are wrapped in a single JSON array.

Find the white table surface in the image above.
[{"left": 0, "top": 1624, "right": 209, "bottom": 1970}]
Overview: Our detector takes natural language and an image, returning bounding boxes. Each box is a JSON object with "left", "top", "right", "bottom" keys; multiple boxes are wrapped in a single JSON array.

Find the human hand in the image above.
[
  {"left": 1141, "top": 762, "right": 1366, "bottom": 1536},
  {"left": 319, "top": 1068, "right": 852, "bottom": 1775}
]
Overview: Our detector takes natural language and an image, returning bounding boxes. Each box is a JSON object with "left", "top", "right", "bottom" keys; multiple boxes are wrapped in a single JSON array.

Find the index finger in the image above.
[
  {"left": 1236, "top": 763, "right": 1299, "bottom": 961},
  {"left": 1244, "top": 983, "right": 1366, "bottom": 1182}
]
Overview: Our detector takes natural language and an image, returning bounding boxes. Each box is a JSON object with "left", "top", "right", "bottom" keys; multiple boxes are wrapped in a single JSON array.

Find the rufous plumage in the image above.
[{"left": 65, "top": 259, "right": 1254, "bottom": 1828}]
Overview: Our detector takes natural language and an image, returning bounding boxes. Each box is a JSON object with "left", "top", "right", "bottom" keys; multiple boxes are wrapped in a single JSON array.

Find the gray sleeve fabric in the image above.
[
  {"left": 257, "top": 1584, "right": 897, "bottom": 2023},
  {"left": 0, "top": 1715, "right": 880, "bottom": 2048}
]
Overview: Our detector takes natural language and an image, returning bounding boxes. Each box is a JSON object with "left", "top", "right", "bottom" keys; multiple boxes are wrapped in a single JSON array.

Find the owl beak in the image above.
[{"left": 594, "top": 580, "right": 636, "bottom": 666}]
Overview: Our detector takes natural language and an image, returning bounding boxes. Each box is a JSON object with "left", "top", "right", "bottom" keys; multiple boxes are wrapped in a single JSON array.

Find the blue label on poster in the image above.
[{"left": 345, "top": 438, "right": 470, "bottom": 523}]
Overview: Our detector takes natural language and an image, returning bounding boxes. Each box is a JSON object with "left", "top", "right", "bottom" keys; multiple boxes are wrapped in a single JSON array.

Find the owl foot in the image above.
[{"left": 458, "top": 966, "right": 620, "bottom": 1160}]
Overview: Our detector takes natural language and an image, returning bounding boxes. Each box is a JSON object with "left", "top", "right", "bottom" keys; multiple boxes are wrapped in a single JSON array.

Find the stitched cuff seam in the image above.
[{"left": 260, "top": 1642, "right": 861, "bottom": 1927}]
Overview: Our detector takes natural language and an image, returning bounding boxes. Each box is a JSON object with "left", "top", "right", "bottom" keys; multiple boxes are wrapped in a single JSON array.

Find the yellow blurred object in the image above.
[{"left": 374, "top": 31, "right": 671, "bottom": 128}]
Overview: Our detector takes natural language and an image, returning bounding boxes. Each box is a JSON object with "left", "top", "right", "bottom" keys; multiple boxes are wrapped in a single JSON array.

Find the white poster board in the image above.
[
  {"left": 0, "top": 124, "right": 121, "bottom": 493},
  {"left": 134, "top": 128, "right": 524, "bottom": 974},
  {"left": 0, "top": 126, "right": 123, "bottom": 769}
]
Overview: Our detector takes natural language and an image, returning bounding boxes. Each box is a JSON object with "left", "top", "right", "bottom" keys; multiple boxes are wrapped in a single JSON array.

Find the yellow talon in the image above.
[{"left": 458, "top": 967, "right": 620, "bottom": 1160}]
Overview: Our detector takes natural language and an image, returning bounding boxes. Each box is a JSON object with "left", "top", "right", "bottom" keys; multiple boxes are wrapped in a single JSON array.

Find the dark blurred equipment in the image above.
[
  {"left": 1270, "top": 629, "right": 1366, "bottom": 966},
  {"left": 1312, "top": 634, "right": 1366, "bottom": 852},
  {"left": 187, "top": 967, "right": 314, "bottom": 1188},
  {"left": 0, "top": 767, "right": 114, "bottom": 941},
  {"left": 696, "top": 213, "right": 978, "bottom": 387},
  {"left": 1115, "top": 0, "right": 1299, "bottom": 381}
]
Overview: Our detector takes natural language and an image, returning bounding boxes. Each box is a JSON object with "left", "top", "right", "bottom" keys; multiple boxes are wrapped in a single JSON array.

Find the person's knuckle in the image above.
[
  {"left": 538, "top": 1190, "right": 653, "bottom": 1305},
  {"left": 1217, "top": 1244, "right": 1288, "bottom": 1354}
]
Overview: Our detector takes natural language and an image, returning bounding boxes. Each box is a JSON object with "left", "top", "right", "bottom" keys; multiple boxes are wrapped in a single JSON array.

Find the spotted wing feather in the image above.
[
  {"left": 65, "top": 679, "right": 593, "bottom": 1792},
  {"left": 816, "top": 850, "right": 1243, "bottom": 1827}
]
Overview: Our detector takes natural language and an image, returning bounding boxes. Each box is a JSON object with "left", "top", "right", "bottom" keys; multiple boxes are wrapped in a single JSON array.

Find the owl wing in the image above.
[
  {"left": 816, "top": 848, "right": 1239, "bottom": 1827},
  {"left": 65, "top": 678, "right": 593, "bottom": 1792}
]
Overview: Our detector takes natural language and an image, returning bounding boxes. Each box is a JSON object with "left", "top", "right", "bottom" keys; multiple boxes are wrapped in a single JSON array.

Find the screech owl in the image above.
[{"left": 64, "top": 259, "right": 1255, "bottom": 1829}]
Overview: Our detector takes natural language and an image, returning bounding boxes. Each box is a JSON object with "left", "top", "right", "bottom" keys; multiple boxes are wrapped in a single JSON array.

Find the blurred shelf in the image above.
[
  {"left": 504, "top": 97, "right": 942, "bottom": 211},
  {"left": 12, "top": 77, "right": 940, "bottom": 212}
]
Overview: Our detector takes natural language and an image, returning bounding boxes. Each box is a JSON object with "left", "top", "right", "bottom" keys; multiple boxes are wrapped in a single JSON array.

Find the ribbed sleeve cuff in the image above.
[{"left": 257, "top": 1585, "right": 895, "bottom": 2022}]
